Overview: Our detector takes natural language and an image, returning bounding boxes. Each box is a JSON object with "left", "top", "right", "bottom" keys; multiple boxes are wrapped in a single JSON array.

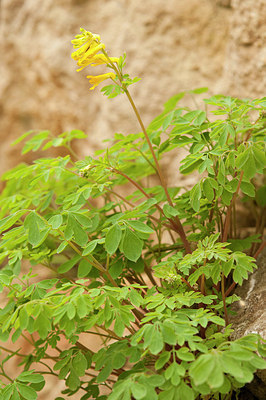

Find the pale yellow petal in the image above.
[{"left": 86, "top": 73, "right": 116, "bottom": 90}]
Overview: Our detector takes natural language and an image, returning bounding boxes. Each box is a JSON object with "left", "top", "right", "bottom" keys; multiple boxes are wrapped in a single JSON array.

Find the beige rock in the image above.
[
  {"left": 0, "top": 0, "right": 255, "bottom": 176},
  {"left": 0, "top": 2, "right": 265, "bottom": 395},
  {"left": 1, "top": 1, "right": 265, "bottom": 174},
  {"left": 222, "top": 0, "right": 266, "bottom": 97},
  {"left": 229, "top": 250, "right": 266, "bottom": 399}
]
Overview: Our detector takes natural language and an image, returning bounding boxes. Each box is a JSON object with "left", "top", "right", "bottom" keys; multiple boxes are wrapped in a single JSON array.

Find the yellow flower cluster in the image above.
[{"left": 71, "top": 28, "right": 118, "bottom": 90}]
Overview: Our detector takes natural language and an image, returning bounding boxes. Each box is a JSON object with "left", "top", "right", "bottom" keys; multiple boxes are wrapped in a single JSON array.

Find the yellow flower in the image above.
[
  {"left": 71, "top": 28, "right": 100, "bottom": 49},
  {"left": 72, "top": 42, "right": 105, "bottom": 62},
  {"left": 87, "top": 73, "right": 116, "bottom": 90},
  {"left": 76, "top": 54, "right": 119, "bottom": 71},
  {"left": 90, "top": 55, "right": 119, "bottom": 67},
  {"left": 71, "top": 28, "right": 105, "bottom": 68},
  {"left": 72, "top": 28, "right": 118, "bottom": 90}
]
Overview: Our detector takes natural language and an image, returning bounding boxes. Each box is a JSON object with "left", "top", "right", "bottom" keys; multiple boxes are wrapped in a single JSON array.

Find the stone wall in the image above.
[
  {"left": 0, "top": 0, "right": 265, "bottom": 177},
  {"left": 0, "top": 1, "right": 265, "bottom": 397}
]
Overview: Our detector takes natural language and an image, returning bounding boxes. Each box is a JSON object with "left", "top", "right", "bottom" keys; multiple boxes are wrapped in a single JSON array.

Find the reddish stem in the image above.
[
  {"left": 254, "top": 240, "right": 266, "bottom": 259},
  {"left": 222, "top": 170, "right": 244, "bottom": 242},
  {"left": 221, "top": 272, "right": 229, "bottom": 325}
]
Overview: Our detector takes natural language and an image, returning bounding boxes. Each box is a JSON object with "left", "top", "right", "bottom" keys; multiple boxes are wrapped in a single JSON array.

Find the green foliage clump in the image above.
[{"left": 0, "top": 28, "right": 265, "bottom": 400}]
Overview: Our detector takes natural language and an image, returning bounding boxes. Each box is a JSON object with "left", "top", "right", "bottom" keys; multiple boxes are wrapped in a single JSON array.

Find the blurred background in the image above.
[
  {"left": 0, "top": 0, "right": 265, "bottom": 397},
  {"left": 0, "top": 0, "right": 265, "bottom": 177}
]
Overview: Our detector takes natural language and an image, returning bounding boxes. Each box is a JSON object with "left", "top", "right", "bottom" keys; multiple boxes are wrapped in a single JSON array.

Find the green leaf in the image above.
[
  {"left": 16, "top": 383, "right": 37, "bottom": 400},
  {"left": 97, "top": 363, "right": 113, "bottom": 383},
  {"left": 165, "top": 363, "right": 176, "bottom": 380},
  {"left": 249, "top": 355, "right": 266, "bottom": 369},
  {"left": 78, "top": 259, "right": 92, "bottom": 278},
  {"left": 217, "top": 376, "right": 231, "bottom": 394},
  {"left": 208, "top": 177, "right": 218, "bottom": 190},
  {"left": 58, "top": 254, "right": 81, "bottom": 273},
  {"left": 129, "top": 289, "right": 143, "bottom": 307},
  {"left": 149, "top": 327, "right": 164, "bottom": 355},
  {"left": 243, "top": 153, "right": 257, "bottom": 179},
  {"left": 180, "top": 156, "right": 203, "bottom": 175},
  {"left": 24, "top": 212, "right": 48, "bottom": 247},
  {"left": 222, "top": 258, "right": 234, "bottom": 277},
  {"left": 48, "top": 214, "right": 63, "bottom": 229},
  {"left": 57, "top": 240, "right": 68, "bottom": 253},
  {"left": 121, "top": 228, "right": 143, "bottom": 262},
  {"left": 126, "top": 220, "right": 154, "bottom": 234},
  {"left": 228, "top": 349, "right": 254, "bottom": 361},
  {"left": 217, "top": 160, "right": 225, "bottom": 185},
  {"left": 163, "top": 204, "right": 179, "bottom": 218},
  {"left": 65, "top": 213, "right": 88, "bottom": 245},
  {"left": 19, "top": 308, "right": 29, "bottom": 330},
  {"left": 203, "top": 178, "right": 214, "bottom": 202},
  {"left": 105, "top": 224, "right": 122, "bottom": 255},
  {"left": 176, "top": 347, "right": 195, "bottom": 361},
  {"left": 112, "top": 353, "right": 126, "bottom": 369},
  {"left": 189, "top": 353, "right": 215, "bottom": 386},
  {"left": 240, "top": 181, "right": 255, "bottom": 197},
  {"left": 18, "top": 372, "right": 44, "bottom": 384},
  {"left": 178, "top": 381, "right": 195, "bottom": 400},
  {"left": 38, "top": 279, "right": 58, "bottom": 289},
  {"left": 12, "top": 130, "right": 34, "bottom": 145},
  {"left": 0, "top": 211, "right": 25, "bottom": 234},
  {"left": 12, "top": 328, "right": 22, "bottom": 343},
  {"left": 82, "top": 240, "right": 99, "bottom": 256},
  {"left": 109, "top": 259, "right": 124, "bottom": 279},
  {"left": 72, "top": 352, "right": 87, "bottom": 377},
  {"left": 207, "top": 362, "right": 224, "bottom": 389},
  {"left": 66, "top": 368, "right": 80, "bottom": 390},
  {"left": 72, "top": 219, "right": 88, "bottom": 246},
  {"left": 236, "top": 149, "right": 249, "bottom": 170},
  {"left": 164, "top": 92, "right": 185, "bottom": 113},
  {"left": 67, "top": 303, "right": 76, "bottom": 319},
  {"left": 190, "top": 87, "right": 208, "bottom": 94},
  {"left": 76, "top": 296, "right": 88, "bottom": 318},
  {"left": 218, "top": 125, "right": 228, "bottom": 147},
  {"left": 193, "top": 111, "right": 206, "bottom": 126},
  {"left": 161, "top": 323, "right": 177, "bottom": 346},
  {"left": 72, "top": 212, "right": 92, "bottom": 228},
  {"left": 158, "top": 386, "right": 175, "bottom": 400},
  {"left": 11, "top": 389, "right": 20, "bottom": 400},
  {"left": 162, "top": 111, "right": 175, "bottom": 130},
  {"left": 252, "top": 146, "right": 266, "bottom": 168},
  {"left": 33, "top": 312, "right": 51, "bottom": 339},
  {"left": 237, "top": 366, "right": 254, "bottom": 384},
  {"left": 2, "top": 385, "right": 14, "bottom": 400},
  {"left": 22, "top": 130, "right": 50, "bottom": 154},
  {"left": 220, "top": 353, "right": 244, "bottom": 379},
  {"left": 131, "top": 382, "right": 147, "bottom": 399},
  {"left": 155, "top": 351, "right": 171, "bottom": 370},
  {"left": 221, "top": 188, "right": 232, "bottom": 206},
  {"left": 114, "top": 315, "right": 125, "bottom": 336},
  {"left": 190, "top": 182, "right": 202, "bottom": 212}
]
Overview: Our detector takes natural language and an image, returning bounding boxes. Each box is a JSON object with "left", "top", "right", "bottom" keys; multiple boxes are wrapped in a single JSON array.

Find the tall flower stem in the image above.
[
  {"left": 222, "top": 170, "right": 244, "bottom": 242},
  {"left": 102, "top": 50, "right": 191, "bottom": 254},
  {"left": 124, "top": 90, "right": 191, "bottom": 253},
  {"left": 221, "top": 272, "right": 229, "bottom": 325}
]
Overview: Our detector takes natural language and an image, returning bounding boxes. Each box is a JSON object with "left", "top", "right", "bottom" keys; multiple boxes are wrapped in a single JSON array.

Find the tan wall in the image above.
[
  {"left": 0, "top": 1, "right": 265, "bottom": 397},
  {"left": 0, "top": 0, "right": 265, "bottom": 175}
]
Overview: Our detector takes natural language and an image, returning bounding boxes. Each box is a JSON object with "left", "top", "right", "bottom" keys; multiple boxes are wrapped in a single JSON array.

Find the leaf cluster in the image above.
[{"left": 0, "top": 90, "right": 265, "bottom": 399}]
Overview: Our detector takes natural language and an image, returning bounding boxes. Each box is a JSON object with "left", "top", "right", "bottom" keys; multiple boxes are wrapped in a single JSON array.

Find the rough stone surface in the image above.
[
  {"left": 229, "top": 250, "right": 266, "bottom": 399},
  {"left": 229, "top": 251, "right": 266, "bottom": 341},
  {"left": 230, "top": 251, "right": 266, "bottom": 339},
  {"left": 0, "top": 0, "right": 265, "bottom": 179},
  {"left": 0, "top": 1, "right": 266, "bottom": 398},
  {"left": 223, "top": 0, "right": 266, "bottom": 97}
]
